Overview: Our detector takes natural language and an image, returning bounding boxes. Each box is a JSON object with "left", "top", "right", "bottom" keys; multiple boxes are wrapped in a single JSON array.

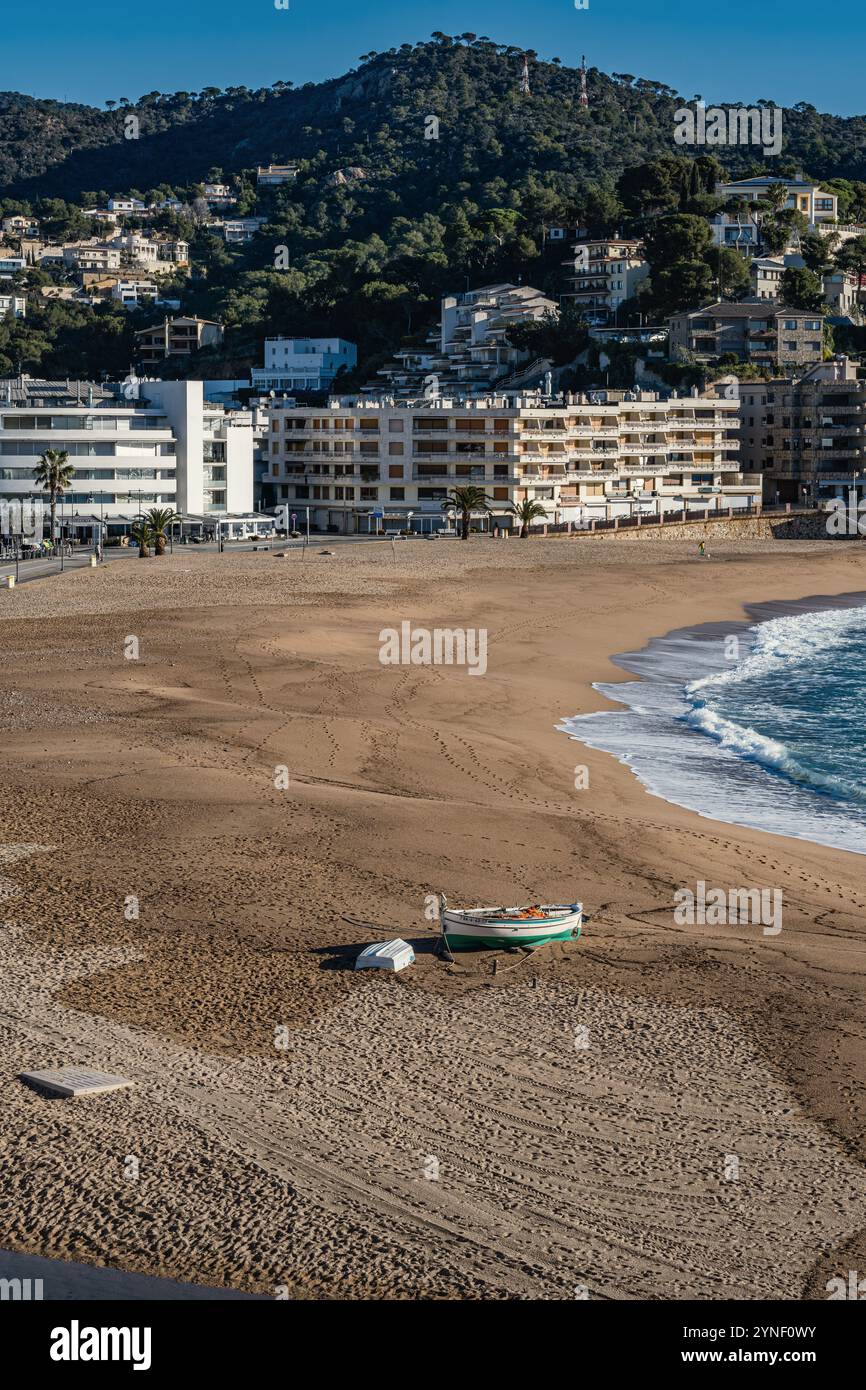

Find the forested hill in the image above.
[{"left": 2, "top": 35, "right": 866, "bottom": 202}]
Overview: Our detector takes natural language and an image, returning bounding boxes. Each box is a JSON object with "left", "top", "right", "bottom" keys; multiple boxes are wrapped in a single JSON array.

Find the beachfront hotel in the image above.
[
  {"left": 0, "top": 377, "right": 256, "bottom": 540},
  {"left": 264, "top": 389, "right": 755, "bottom": 533}
]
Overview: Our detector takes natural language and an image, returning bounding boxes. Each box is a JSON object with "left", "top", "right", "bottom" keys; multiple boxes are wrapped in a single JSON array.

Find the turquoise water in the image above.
[{"left": 559, "top": 596, "right": 866, "bottom": 856}]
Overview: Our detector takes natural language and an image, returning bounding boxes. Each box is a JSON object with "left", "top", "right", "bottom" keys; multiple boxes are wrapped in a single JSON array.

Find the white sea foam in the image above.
[
  {"left": 687, "top": 605, "right": 866, "bottom": 696},
  {"left": 682, "top": 704, "right": 866, "bottom": 805},
  {"left": 558, "top": 600, "right": 866, "bottom": 856}
]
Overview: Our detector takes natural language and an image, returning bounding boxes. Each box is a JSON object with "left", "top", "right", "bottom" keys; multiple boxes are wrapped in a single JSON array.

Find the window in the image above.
[
  {"left": 388, "top": 465, "right": 404, "bottom": 479},
  {"left": 805, "top": 320, "right": 821, "bottom": 330},
  {"left": 388, "top": 442, "right": 404, "bottom": 455},
  {"left": 388, "top": 419, "right": 404, "bottom": 432},
  {"left": 783, "top": 320, "right": 798, "bottom": 330},
  {"left": 389, "top": 487, "right": 405, "bottom": 501}
]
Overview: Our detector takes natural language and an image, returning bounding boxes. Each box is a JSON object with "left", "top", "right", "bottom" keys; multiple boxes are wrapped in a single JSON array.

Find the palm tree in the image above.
[
  {"left": 145, "top": 507, "right": 180, "bottom": 556},
  {"left": 32, "top": 449, "right": 75, "bottom": 547},
  {"left": 130, "top": 521, "right": 154, "bottom": 558},
  {"left": 441, "top": 486, "right": 490, "bottom": 540},
  {"left": 766, "top": 181, "right": 789, "bottom": 216},
  {"left": 509, "top": 498, "right": 548, "bottom": 538}
]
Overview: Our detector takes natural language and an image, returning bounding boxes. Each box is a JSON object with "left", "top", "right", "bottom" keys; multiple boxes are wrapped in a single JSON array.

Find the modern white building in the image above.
[
  {"left": 111, "top": 279, "right": 159, "bottom": 309},
  {"left": 0, "top": 255, "right": 26, "bottom": 277},
  {"left": 263, "top": 389, "right": 753, "bottom": 533},
  {"left": 252, "top": 337, "right": 358, "bottom": 394},
  {"left": 0, "top": 294, "right": 25, "bottom": 319},
  {"left": 0, "top": 378, "right": 254, "bottom": 536}
]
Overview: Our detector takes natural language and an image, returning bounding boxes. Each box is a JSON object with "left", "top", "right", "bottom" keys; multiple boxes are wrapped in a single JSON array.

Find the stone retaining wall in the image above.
[{"left": 579, "top": 512, "right": 844, "bottom": 542}]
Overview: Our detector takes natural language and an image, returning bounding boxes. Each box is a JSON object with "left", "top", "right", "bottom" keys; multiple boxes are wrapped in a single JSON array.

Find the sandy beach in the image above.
[{"left": 2, "top": 534, "right": 866, "bottom": 1300}]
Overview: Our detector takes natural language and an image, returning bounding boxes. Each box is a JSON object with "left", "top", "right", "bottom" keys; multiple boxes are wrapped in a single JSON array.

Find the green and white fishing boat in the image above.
[{"left": 439, "top": 894, "right": 583, "bottom": 952}]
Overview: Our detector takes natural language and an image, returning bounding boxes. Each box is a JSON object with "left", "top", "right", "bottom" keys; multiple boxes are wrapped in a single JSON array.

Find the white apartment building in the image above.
[
  {"left": 0, "top": 294, "right": 25, "bottom": 320},
  {"left": 252, "top": 338, "right": 358, "bottom": 393},
  {"left": 564, "top": 238, "right": 649, "bottom": 325},
  {"left": 263, "top": 390, "right": 751, "bottom": 533},
  {"left": 0, "top": 378, "right": 254, "bottom": 533},
  {"left": 377, "top": 284, "right": 558, "bottom": 398},
  {"left": 0, "top": 255, "right": 26, "bottom": 277}
]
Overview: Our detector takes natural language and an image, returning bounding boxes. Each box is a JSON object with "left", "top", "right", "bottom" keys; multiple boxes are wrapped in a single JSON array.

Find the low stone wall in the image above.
[{"left": 579, "top": 511, "right": 844, "bottom": 542}]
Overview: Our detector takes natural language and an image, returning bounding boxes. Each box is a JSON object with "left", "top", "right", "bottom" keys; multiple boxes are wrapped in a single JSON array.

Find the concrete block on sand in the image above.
[{"left": 19, "top": 1066, "right": 135, "bottom": 1099}]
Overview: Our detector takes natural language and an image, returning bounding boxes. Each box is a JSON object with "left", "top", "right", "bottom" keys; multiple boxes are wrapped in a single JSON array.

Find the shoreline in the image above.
[
  {"left": 2, "top": 537, "right": 866, "bottom": 1298},
  {"left": 558, "top": 589, "right": 866, "bottom": 858}
]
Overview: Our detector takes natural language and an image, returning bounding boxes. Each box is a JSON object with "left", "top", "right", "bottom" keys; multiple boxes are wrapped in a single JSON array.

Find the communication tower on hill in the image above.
[{"left": 579, "top": 55, "right": 589, "bottom": 109}]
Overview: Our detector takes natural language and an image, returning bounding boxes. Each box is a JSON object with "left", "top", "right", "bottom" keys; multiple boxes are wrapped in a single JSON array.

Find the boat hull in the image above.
[{"left": 441, "top": 907, "right": 582, "bottom": 952}]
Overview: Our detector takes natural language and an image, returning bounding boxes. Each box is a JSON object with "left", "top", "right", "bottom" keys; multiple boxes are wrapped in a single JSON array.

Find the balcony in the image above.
[{"left": 517, "top": 429, "right": 571, "bottom": 440}]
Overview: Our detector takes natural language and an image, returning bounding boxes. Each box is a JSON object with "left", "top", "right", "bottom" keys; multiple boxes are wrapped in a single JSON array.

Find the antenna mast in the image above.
[
  {"left": 579, "top": 54, "right": 589, "bottom": 109},
  {"left": 520, "top": 53, "right": 531, "bottom": 96}
]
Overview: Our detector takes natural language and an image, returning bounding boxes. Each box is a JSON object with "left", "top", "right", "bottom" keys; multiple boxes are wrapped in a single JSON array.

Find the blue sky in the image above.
[{"left": 3, "top": 0, "right": 862, "bottom": 115}]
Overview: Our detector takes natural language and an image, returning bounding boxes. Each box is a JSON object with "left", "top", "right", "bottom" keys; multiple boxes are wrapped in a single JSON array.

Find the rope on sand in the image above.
[{"left": 441, "top": 936, "right": 574, "bottom": 978}]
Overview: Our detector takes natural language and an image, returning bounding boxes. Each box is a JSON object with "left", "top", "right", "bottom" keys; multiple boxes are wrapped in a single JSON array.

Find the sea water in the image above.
[{"left": 559, "top": 596, "right": 866, "bottom": 857}]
